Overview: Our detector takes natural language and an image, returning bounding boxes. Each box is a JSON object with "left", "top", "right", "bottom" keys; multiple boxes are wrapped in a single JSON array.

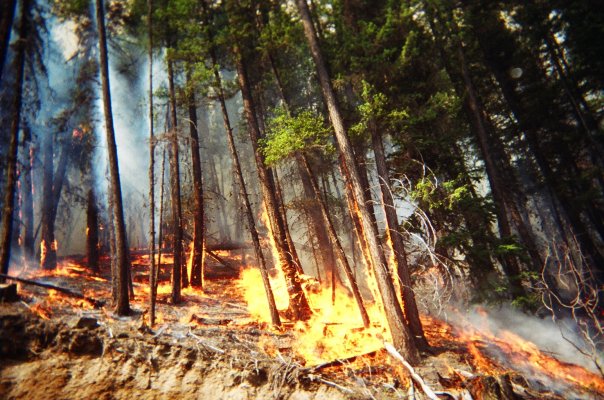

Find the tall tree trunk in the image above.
[
  {"left": 21, "top": 126, "right": 34, "bottom": 260},
  {"left": 86, "top": 189, "right": 100, "bottom": 271},
  {"left": 148, "top": 0, "right": 157, "bottom": 326},
  {"left": 296, "top": 0, "right": 419, "bottom": 362},
  {"left": 369, "top": 122, "right": 429, "bottom": 350},
  {"left": 0, "top": 0, "right": 29, "bottom": 280},
  {"left": 96, "top": 0, "right": 130, "bottom": 315},
  {"left": 186, "top": 74, "right": 206, "bottom": 288},
  {"left": 296, "top": 156, "right": 338, "bottom": 283},
  {"left": 301, "top": 155, "right": 370, "bottom": 327},
  {"left": 233, "top": 44, "right": 312, "bottom": 321},
  {"left": 40, "top": 131, "right": 57, "bottom": 270},
  {"left": 456, "top": 44, "right": 526, "bottom": 299},
  {"left": 426, "top": 12, "right": 527, "bottom": 299},
  {"left": 167, "top": 58, "right": 184, "bottom": 301},
  {"left": 273, "top": 167, "right": 303, "bottom": 274},
  {"left": 207, "top": 40, "right": 281, "bottom": 327},
  {"left": 0, "top": 0, "right": 16, "bottom": 86}
]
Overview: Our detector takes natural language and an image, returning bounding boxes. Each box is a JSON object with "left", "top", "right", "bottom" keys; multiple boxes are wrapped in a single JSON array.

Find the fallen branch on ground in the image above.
[
  {"left": 384, "top": 342, "right": 439, "bottom": 400},
  {"left": 305, "top": 350, "right": 379, "bottom": 372},
  {"left": 0, "top": 273, "right": 105, "bottom": 308}
]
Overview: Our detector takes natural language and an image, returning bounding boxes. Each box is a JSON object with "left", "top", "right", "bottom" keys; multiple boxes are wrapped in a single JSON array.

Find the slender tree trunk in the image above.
[
  {"left": 273, "top": 167, "right": 303, "bottom": 274},
  {"left": 167, "top": 58, "right": 184, "bottom": 301},
  {"left": 86, "top": 189, "right": 100, "bottom": 271},
  {"left": 233, "top": 44, "right": 312, "bottom": 321},
  {"left": 96, "top": 0, "right": 130, "bottom": 315},
  {"left": 370, "top": 122, "right": 429, "bottom": 350},
  {"left": 40, "top": 131, "right": 57, "bottom": 270},
  {"left": 156, "top": 149, "right": 167, "bottom": 287},
  {"left": 186, "top": 74, "right": 206, "bottom": 288},
  {"left": 208, "top": 42, "right": 281, "bottom": 327},
  {"left": 426, "top": 11, "right": 527, "bottom": 299},
  {"left": 456, "top": 45, "right": 526, "bottom": 299},
  {"left": 21, "top": 126, "right": 34, "bottom": 260},
  {"left": 301, "top": 155, "right": 370, "bottom": 327},
  {"left": 0, "top": 0, "right": 29, "bottom": 281},
  {"left": 296, "top": 156, "right": 338, "bottom": 283},
  {"left": 297, "top": 0, "right": 419, "bottom": 362},
  {"left": 0, "top": 0, "right": 16, "bottom": 86},
  {"left": 147, "top": 0, "right": 157, "bottom": 326}
]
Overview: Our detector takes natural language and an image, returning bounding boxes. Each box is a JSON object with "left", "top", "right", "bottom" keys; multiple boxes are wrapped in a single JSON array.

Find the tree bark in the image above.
[
  {"left": 0, "top": 0, "right": 16, "bottom": 86},
  {"left": 233, "top": 44, "right": 312, "bottom": 321},
  {"left": 96, "top": 0, "right": 130, "bottom": 315},
  {"left": 167, "top": 58, "right": 183, "bottom": 301},
  {"left": 0, "top": 0, "right": 28, "bottom": 281},
  {"left": 370, "top": 122, "right": 429, "bottom": 350},
  {"left": 297, "top": 0, "right": 419, "bottom": 362},
  {"left": 186, "top": 73, "right": 206, "bottom": 288},
  {"left": 86, "top": 189, "right": 100, "bottom": 271}
]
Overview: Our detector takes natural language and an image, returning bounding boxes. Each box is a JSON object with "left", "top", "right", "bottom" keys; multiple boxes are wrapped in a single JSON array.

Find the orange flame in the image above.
[{"left": 237, "top": 267, "right": 391, "bottom": 366}]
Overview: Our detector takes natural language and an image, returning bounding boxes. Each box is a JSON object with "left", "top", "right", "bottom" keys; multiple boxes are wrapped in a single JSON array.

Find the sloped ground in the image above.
[{"left": 0, "top": 257, "right": 602, "bottom": 399}]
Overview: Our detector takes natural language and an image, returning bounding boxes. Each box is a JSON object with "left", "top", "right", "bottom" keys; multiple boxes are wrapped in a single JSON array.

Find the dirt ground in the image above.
[{"left": 0, "top": 258, "right": 602, "bottom": 399}]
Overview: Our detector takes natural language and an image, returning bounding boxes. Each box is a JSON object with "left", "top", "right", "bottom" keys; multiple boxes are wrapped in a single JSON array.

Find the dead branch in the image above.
[
  {"left": 187, "top": 330, "right": 225, "bottom": 354},
  {"left": 384, "top": 342, "right": 439, "bottom": 400},
  {"left": 0, "top": 273, "right": 105, "bottom": 308},
  {"left": 305, "top": 350, "right": 379, "bottom": 372}
]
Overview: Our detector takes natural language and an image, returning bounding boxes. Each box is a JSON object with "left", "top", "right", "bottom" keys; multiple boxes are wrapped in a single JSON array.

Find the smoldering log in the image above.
[{"left": 0, "top": 273, "right": 105, "bottom": 308}]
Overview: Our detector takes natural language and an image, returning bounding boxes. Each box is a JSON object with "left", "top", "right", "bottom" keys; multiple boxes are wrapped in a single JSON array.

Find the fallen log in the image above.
[
  {"left": 0, "top": 273, "right": 105, "bottom": 308},
  {"left": 206, "top": 250, "right": 238, "bottom": 271}
]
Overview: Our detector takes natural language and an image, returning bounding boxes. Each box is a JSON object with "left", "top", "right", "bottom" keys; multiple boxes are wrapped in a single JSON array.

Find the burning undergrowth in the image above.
[{"left": 1, "top": 252, "right": 603, "bottom": 399}]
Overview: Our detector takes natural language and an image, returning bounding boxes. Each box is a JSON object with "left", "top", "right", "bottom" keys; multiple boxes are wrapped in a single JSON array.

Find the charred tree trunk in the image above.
[
  {"left": 40, "top": 131, "right": 57, "bottom": 270},
  {"left": 273, "top": 168, "right": 303, "bottom": 274},
  {"left": 297, "top": 0, "right": 419, "bottom": 362},
  {"left": 0, "top": 0, "right": 16, "bottom": 86},
  {"left": 207, "top": 37, "right": 281, "bottom": 327},
  {"left": 0, "top": 0, "right": 29, "bottom": 281},
  {"left": 96, "top": 0, "right": 130, "bottom": 315},
  {"left": 167, "top": 58, "right": 184, "bottom": 301},
  {"left": 86, "top": 189, "right": 100, "bottom": 271},
  {"left": 233, "top": 44, "right": 311, "bottom": 321},
  {"left": 186, "top": 74, "right": 206, "bottom": 288},
  {"left": 296, "top": 156, "right": 338, "bottom": 283},
  {"left": 301, "top": 155, "right": 370, "bottom": 327},
  {"left": 148, "top": 0, "right": 157, "bottom": 326},
  {"left": 21, "top": 125, "right": 34, "bottom": 260},
  {"left": 370, "top": 123, "right": 429, "bottom": 351}
]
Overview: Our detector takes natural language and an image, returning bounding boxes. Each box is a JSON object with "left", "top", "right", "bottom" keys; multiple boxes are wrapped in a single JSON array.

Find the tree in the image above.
[
  {"left": 296, "top": 0, "right": 419, "bottom": 362},
  {"left": 95, "top": 0, "right": 130, "bottom": 315},
  {"left": 0, "top": 0, "right": 31, "bottom": 281}
]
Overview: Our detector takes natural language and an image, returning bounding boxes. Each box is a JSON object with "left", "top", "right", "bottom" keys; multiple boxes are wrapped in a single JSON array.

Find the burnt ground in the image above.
[{"left": 0, "top": 255, "right": 602, "bottom": 399}]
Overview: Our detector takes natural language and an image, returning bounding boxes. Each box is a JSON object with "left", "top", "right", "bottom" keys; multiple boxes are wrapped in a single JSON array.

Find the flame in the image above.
[
  {"left": 186, "top": 241, "right": 194, "bottom": 285},
  {"left": 237, "top": 267, "right": 391, "bottom": 366}
]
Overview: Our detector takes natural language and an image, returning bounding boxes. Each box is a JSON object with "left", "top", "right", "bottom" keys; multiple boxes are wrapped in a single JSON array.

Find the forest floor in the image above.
[{"left": 0, "top": 253, "right": 602, "bottom": 400}]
